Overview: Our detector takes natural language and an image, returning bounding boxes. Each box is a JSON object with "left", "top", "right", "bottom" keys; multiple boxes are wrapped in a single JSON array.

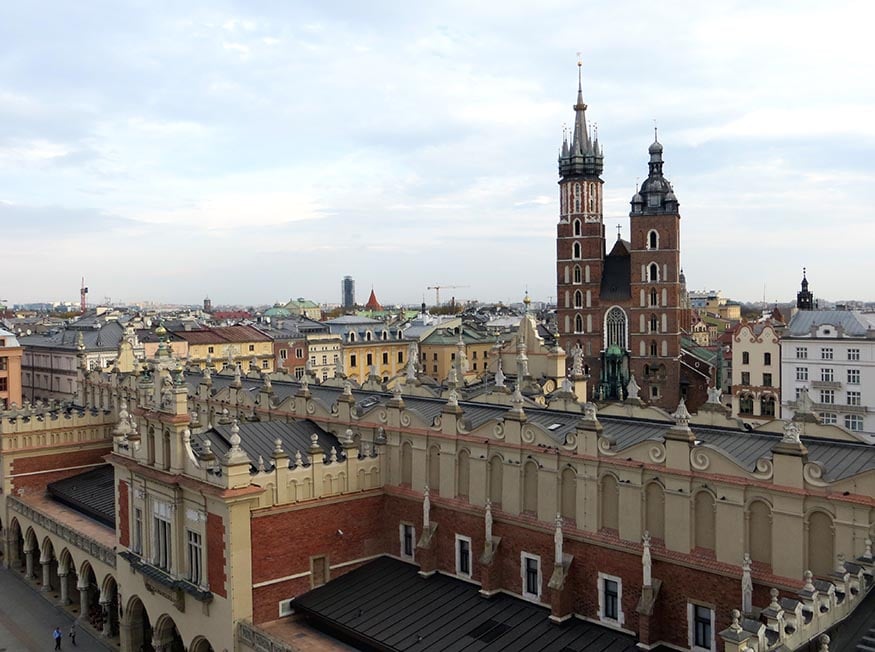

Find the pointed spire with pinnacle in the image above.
[{"left": 558, "top": 56, "right": 603, "bottom": 179}]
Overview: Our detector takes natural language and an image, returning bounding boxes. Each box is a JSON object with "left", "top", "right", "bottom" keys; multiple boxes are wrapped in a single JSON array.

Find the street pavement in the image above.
[{"left": 0, "top": 568, "right": 111, "bottom": 652}]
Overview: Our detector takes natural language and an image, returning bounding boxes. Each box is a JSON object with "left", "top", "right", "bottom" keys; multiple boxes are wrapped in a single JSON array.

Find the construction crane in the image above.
[
  {"left": 80, "top": 277, "right": 88, "bottom": 313},
  {"left": 427, "top": 284, "right": 469, "bottom": 306}
]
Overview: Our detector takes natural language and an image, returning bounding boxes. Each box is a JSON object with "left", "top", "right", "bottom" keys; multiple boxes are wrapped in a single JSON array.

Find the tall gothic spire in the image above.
[{"left": 558, "top": 58, "right": 603, "bottom": 179}]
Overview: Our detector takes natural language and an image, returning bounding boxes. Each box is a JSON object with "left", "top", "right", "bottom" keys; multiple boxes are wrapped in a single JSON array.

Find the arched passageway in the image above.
[
  {"left": 121, "top": 596, "right": 153, "bottom": 652},
  {"left": 152, "top": 614, "right": 185, "bottom": 652},
  {"left": 190, "top": 636, "right": 215, "bottom": 652}
]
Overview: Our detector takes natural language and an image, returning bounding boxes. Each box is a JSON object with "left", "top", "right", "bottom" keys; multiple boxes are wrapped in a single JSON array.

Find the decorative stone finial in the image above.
[
  {"left": 229, "top": 419, "right": 242, "bottom": 452},
  {"left": 310, "top": 432, "right": 319, "bottom": 446},
  {"left": 273, "top": 437, "right": 284, "bottom": 456},
  {"left": 865, "top": 538, "right": 873, "bottom": 559},
  {"left": 344, "top": 428, "right": 354, "bottom": 445},
  {"left": 263, "top": 373, "right": 272, "bottom": 393},
  {"left": 672, "top": 398, "right": 692, "bottom": 428},
  {"left": 257, "top": 455, "right": 265, "bottom": 472},
  {"left": 294, "top": 450, "right": 303, "bottom": 467},
  {"left": 447, "top": 388, "right": 459, "bottom": 407},
  {"left": 836, "top": 552, "right": 846, "bottom": 574},
  {"left": 300, "top": 372, "right": 309, "bottom": 390},
  {"left": 485, "top": 499, "right": 493, "bottom": 544},
  {"left": 232, "top": 363, "right": 242, "bottom": 387},
  {"left": 494, "top": 360, "right": 506, "bottom": 388},
  {"left": 742, "top": 553, "right": 753, "bottom": 613},
  {"left": 642, "top": 531, "right": 652, "bottom": 588},
  {"left": 329, "top": 447, "right": 338, "bottom": 463},
  {"left": 203, "top": 365, "right": 212, "bottom": 382},
  {"left": 626, "top": 374, "right": 641, "bottom": 400},
  {"left": 393, "top": 383, "right": 403, "bottom": 400},
  {"left": 554, "top": 514, "right": 564, "bottom": 565},
  {"left": 730, "top": 609, "right": 743, "bottom": 633},
  {"left": 803, "top": 570, "right": 815, "bottom": 592},
  {"left": 423, "top": 485, "right": 431, "bottom": 530},
  {"left": 182, "top": 428, "right": 191, "bottom": 444},
  {"left": 768, "top": 587, "right": 780, "bottom": 611},
  {"left": 819, "top": 634, "right": 830, "bottom": 652},
  {"left": 782, "top": 421, "right": 802, "bottom": 444},
  {"left": 561, "top": 377, "right": 573, "bottom": 394},
  {"left": 342, "top": 380, "right": 352, "bottom": 396},
  {"left": 511, "top": 383, "right": 524, "bottom": 409},
  {"left": 583, "top": 402, "right": 598, "bottom": 421}
]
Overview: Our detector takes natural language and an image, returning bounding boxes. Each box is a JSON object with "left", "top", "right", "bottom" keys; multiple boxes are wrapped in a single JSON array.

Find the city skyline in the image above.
[{"left": 2, "top": 1, "right": 873, "bottom": 306}]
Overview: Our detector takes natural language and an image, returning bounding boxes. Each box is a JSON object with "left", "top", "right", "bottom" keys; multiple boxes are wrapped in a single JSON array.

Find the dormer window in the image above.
[
  {"left": 348, "top": 332, "right": 356, "bottom": 343},
  {"left": 365, "top": 331, "right": 372, "bottom": 342}
]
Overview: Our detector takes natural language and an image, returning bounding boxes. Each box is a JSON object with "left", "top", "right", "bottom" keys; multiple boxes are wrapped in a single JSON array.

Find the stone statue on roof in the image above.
[
  {"left": 706, "top": 385, "right": 722, "bottom": 404},
  {"left": 626, "top": 374, "right": 641, "bottom": 400},
  {"left": 571, "top": 343, "right": 584, "bottom": 377},
  {"left": 782, "top": 421, "right": 801, "bottom": 444}
]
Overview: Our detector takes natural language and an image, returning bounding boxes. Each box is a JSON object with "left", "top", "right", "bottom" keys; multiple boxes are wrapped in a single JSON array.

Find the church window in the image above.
[
  {"left": 573, "top": 219, "right": 581, "bottom": 236},
  {"left": 575, "top": 314, "right": 583, "bottom": 334},
  {"left": 585, "top": 265, "right": 591, "bottom": 283},
  {"left": 573, "top": 242, "right": 581, "bottom": 259},
  {"left": 649, "top": 289, "right": 658, "bottom": 307},
  {"left": 574, "top": 291, "right": 583, "bottom": 308},
  {"left": 586, "top": 290, "right": 592, "bottom": 307},
  {"left": 661, "top": 340, "right": 668, "bottom": 356},
  {"left": 650, "top": 341, "right": 657, "bottom": 357},
  {"left": 574, "top": 183, "right": 581, "bottom": 212},
  {"left": 573, "top": 265, "right": 581, "bottom": 284},
  {"left": 648, "top": 230, "right": 658, "bottom": 249},
  {"left": 661, "top": 314, "right": 667, "bottom": 332},
  {"left": 648, "top": 263, "right": 659, "bottom": 282},
  {"left": 564, "top": 266, "right": 569, "bottom": 284},
  {"left": 649, "top": 314, "right": 658, "bottom": 333},
  {"left": 605, "top": 307, "right": 627, "bottom": 350},
  {"left": 589, "top": 185, "right": 595, "bottom": 212}
]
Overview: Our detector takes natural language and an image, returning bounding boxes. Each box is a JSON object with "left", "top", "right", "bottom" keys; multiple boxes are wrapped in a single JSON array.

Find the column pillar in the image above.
[
  {"left": 40, "top": 559, "right": 52, "bottom": 592},
  {"left": 24, "top": 548, "right": 34, "bottom": 578},
  {"left": 99, "top": 590, "right": 112, "bottom": 637},
  {"left": 78, "top": 578, "right": 90, "bottom": 616},
  {"left": 5, "top": 531, "right": 20, "bottom": 569},
  {"left": 59, "top": 572, "right": 70, "bottom": 605}
]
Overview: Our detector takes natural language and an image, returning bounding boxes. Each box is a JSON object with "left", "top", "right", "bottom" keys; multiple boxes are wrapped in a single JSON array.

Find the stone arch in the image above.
[
  {"left": 807, "top": 510, "right": 834, "bottom": 577},
  {"left": 522, "top": 460, "right": 538, "bottom": 514},
  {"left": 600, "top": 474, "right": 619, "bottom": 531},
  {"left": 39, "top": 536, "right": 58, "bottom": 592},
  {"left": 573, "top": 218, "right": 581, "bottom": 236},
  {"left": 152, "top": 613, "right": 185, "bottom": 652},
  {"left": 693, "top": 490, "right": 716, "bottom": 552},
  {"left": 57, "top": 548, "right": 77, "bottom": 606},
  {"left": 573, "top": 265, "right": 582, "bottom": 284},
  {"left": 7, "top": 517, "right": 24, "bottom": 570},
  {"left": 572, "top": 242, "right": 581, "bottom": 259},
  {"left": 560, "top": 466, "right": 576, "bottom": 522},
  {"left": 644, "top": 481, "right": 665, "bottom": 542},
  {"left": 747, "top": 499, "right": 772, "bottom": 566},
  {"left": 189, "top": 636, "right": 215, "bottom": 652},
  {"left": 100, "top": 574, "right": 120, "bottom": 638},
  {"left": 427, "top": 445, "right": 441, "bottom": 495},
  {"left": 457, "top": 449, "right": 470, "bottom": 501},
  {"left": 121, "top": 595, "right": 152, "bottom": 652},
  {"left": 488, "top": 455, "right": 503, "bottom": 507},
  {"left": 400, "top": 441, "right": 412, "bottom": 486},
  {"left": 574, "top": 290, "right": 583, "bottom": 309},
  {"left": 77, "top": 560, "right": 100, "bottom": 626}
]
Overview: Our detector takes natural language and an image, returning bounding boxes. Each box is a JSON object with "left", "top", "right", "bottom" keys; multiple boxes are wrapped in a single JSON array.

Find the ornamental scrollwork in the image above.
[
  {"left": 803, "top": 461, "right": 828, "bottom": 487},
  {"left": 648, "top": 444, "right": 666, "bottom": 464},
  {"left": 752, "top": 457, "right": 773, "bottom": 480},
  {"left": 690, "top": 448, "right": 710, "bottom": 471}
]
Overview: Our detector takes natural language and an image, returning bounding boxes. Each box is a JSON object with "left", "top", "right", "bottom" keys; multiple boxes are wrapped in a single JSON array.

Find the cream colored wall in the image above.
[
  {"left": 731, "top": 324, "right": 780, "bottom": 420},
  {"left": 343, "top": 341, "right": 407, "bottom": 384}
]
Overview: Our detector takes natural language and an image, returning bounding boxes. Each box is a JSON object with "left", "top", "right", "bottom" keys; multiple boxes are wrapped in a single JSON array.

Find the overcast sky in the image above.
[{"left": 1, "top": 1, "right": 873, "bottom": 307}]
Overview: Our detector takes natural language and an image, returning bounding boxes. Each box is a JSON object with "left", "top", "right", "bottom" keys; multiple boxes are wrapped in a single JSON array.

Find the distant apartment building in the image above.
[
  {"left": 283, "top": 297, "right": 322, "bottom": 320},
  {"left": 171, "top": 324, "right": 275, "bottom": 372},
  {"left": 419, "top": 326, "right": 497, "bottom": 383},
  {"left": 324, "top": 316, "right": 406, "bottom": 383},
  {"left": 781, "top": 310, "right": 875, "bottom": 436},
  {"left": 0, "top": 328, "right": 22, "bottom": 408},
  {"left": 341, "top": 276, "right": 355, "bottom": 309},
  {"left": 730, "top": 320, "right": 782, "bottom": 422}
]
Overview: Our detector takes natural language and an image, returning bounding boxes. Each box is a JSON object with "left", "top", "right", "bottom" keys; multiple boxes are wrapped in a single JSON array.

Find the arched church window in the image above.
[
  {"left": 650, "top": 341, "right": 658, "bottom": 356},
  {"left": 648, "top": 263, "right": 659, "bottom": 282},
  {"left": 573, "top": 219, "right": 581, "bottom": 236},
  {"left": 574, "top": 291, "right": 583, "bottom": 309},
  {"left": 573, "top": 242, "right": 581, "bottom": 259},
  {"left": 589, "top": 182, "right": 595, "bottom": 212},
  {"left": 574, "top": 183, "right": 581, "bottom": 213},
  {"left": 575, "top": 314, "right": 583, "bottom": 333},
  {"left": 605, "top": 307, "right": 627, "bottom": 350},
  {"left": 649, "top": 314, "right": 658, "bottom": 333},
  {"left": 573, "top": 265, "right": 581, "bottom": 284},
  {"left": 650, "top": 288, "right": 658, "bottom": 306},
  {"left": 648, "top": 230, "right": 658, "bottom": 249}
]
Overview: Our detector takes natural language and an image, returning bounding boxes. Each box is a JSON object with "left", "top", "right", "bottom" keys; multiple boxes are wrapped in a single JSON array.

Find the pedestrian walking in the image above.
[
  {"left": 53, "top": 626, "right": 62, "bottom": 650},
  {"left": 69, "top": 622, "right": 77, "bottom": 646}
]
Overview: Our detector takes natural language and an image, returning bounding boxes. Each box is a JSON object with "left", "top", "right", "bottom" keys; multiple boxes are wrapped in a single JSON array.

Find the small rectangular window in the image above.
[
  {"left": 763, "top": 352, "right": 771, "bottom": 365},
  {"left": 848, "top": 369, "right": 860, "bottom": 384},
  {"left": 249, "top": 344, "right": 255, "bottom": 352},
  {"left": 848, "top": 391, "right": 861, "bottom": 406},
  {"left": 796, "top": 347, "right": 808, "bottom": 359},
  {"left": 846, "top": 414, "right": 864, "bottom": 431},
  {"left": 400, "top": 523, "right": 415, "bottom": 561},
  {"left": 208, "top": 346, "right": 214, "bottom": 354},
  {"left": 848, "top": 348, "right": 860, "bottom": 361},
  {"left": 350, "top": 354, "right": 357, "bottom": 367},
  {"left": 186, "top": 530, "right": 203, "bottom": 585},
  {"left": 820, "top": 390, "right": 834, "bottom": 404},
  {"left": 153, "top": 515, "right": 172, "bottom": 571},
  {"left": 279, "top": 349, "right": 288, "bottom": 360},
  {"left": 740, "top": 372, "right": 750, "bottom": 386},
  {"left": 455, "top": 535, "right": 472, "bottom": 578},
  {"left": 741, "top": 351, "right": 749, "bottom": 365},
  {"left": 366, "top": 353, "right": 373, "bottom": 366},
  {"left": 820, "top": 412, "right": 837, "bottom": 425},
  {"left": 398, "top": 351, "right": 403, "bottom": 364},
  {"left": 796, "top": 367, "right": 808, "bottom": 381},
  {"left": 521, "top": 553, "right": 541, "bottom": 601},
  {"left": 311, "top": 555, "right": 328, "bottom": 588},
  {"left": 821, "top": 368, "right": 834, "bottom": 382},
  {"left": 821, "top": 347, "right": 833, "bottom": 360},
  {"left": 133, "top": 508, "right": 143, "bottom": 555},
  {"left": 691, "top": 604, "right": 714, "bottom": 650},
  {"left": 763, "top": 373, "right": 772, "bottom": 387},
  {"left": 382, "top": 352, "right": 388, "bottom": 365}
]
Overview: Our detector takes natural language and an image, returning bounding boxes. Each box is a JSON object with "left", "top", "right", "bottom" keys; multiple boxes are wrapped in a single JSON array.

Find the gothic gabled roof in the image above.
[
  {"left": 364, "top": 289, "right": 383, "bottom": 312},
  {"left": 600, "top": 238, "right": 632, "bottom": 300},
  {"left": 558, "top": 62, "right": 603, "bottom": 180}
]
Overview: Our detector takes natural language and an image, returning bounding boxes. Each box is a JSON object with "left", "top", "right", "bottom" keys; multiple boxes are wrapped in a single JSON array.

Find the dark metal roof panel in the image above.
[{"left": 47, "top": 464, "right": 115, "bottom": 527}]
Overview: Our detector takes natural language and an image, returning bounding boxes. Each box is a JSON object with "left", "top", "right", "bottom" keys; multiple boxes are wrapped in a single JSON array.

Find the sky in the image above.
[{"left": 1, "top": 1, "right": 873, "bottom": 307}]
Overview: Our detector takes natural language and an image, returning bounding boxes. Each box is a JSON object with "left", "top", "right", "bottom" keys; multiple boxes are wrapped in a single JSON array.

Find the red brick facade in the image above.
[
  {"left": 118, "top": 480, "right": 130, "bottom": 547},
  {"left": 10, "top": 446, "right": 112, "bottom": 493},
  {"left": 250, "top": 492, "right": 386, "bottom": 623},
  {"left": 207, "top": 512, "right": 227, "bottom": 598}
]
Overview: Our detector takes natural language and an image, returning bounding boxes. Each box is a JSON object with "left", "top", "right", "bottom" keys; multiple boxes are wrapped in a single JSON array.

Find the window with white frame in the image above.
[
  {"left": 848, "top": 391, "right": 862, "bottom": 406},
  {"left": 820, "top": 390, "right": 834, "bottom": 404},
  {"left": 796, "top": 346, "right": 808, "bottom": 359},
  {"left": 455, "top": 535, "right": 472, "bottom": 578},
  {"left": 399, "top": 523, "right": 415, "bottom": 561},
  {"left": 820, "top": 413, "right": 837, "bottom": 425},
  {"left": 186, "top": 530, "right": 203, "bottom": 585},
  {"left": 821, "top": 368, "right": 834, "bottom": 382},
  {"left": 689, "top": 603, "right": 715, "bottom": 651},
  {"left": 848, "top": 369, "right": 860, "bottom": 384},
  {"left": 598, "top": 573, "right": 624, "bottom": 626},
  {"left": 848, "top": 348, "right": 860, "bottom": 361},
  {"left": 845, "top": 415, "right": 864, "bottom": 432},
  {"left": 796, "top": 367, "right": 808, "bottom": 381},
  {"left": 152, "top": 502, "right": 172, "bottom": 571},
  {"left": 133, "top": 507, "right": 143, "bottom": 555},
  {"left": 520, "top": 553, "right": 541, "bottom": 601},
  {"left": 821, "top": 347, "right": 833, "bottom": 360}
]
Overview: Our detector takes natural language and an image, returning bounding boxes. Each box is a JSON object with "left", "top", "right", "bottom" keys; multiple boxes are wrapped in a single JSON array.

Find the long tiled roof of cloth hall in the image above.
[{"left": 182, "top": 372, "right": 875, "bottom": 481}]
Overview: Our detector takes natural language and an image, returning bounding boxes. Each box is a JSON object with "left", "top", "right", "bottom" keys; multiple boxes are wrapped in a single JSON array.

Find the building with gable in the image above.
[
  {"left": 555, "top": 63, "right": 690, "bottom": 409},
  {"left": 0, "top": 328, "right": 22, "bottom": 409},
  {"left": 730, "top": 320, "right": 783, "bottom": 423}
]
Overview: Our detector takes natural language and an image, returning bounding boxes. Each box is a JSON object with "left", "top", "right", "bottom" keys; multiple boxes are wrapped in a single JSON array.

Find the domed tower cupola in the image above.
[
  {"left": 796, "top": 268, "right": 815, "bottom": 310},
  {"left": 632, "top": 128, "right": 678, "bottom": 216},
  {"left": 558, "top": 60, "right": 604, "bottom": 180}
]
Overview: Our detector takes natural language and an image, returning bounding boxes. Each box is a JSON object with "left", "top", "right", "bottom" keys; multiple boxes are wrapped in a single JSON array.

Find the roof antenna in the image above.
[
  {"left": 576, "top": 52, "right": 582, "bottom": 89},
  {"left": 653, "top": 119, "right": 658, "bottom": 142},
  {"left": 616, "top": 224, "right": 622, "bottom": 240}
]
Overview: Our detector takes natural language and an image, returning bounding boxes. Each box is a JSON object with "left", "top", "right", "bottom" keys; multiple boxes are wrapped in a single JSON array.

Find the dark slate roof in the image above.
[
  {"left": 19, "top": 321, "right": 124, "bottom": 352},
  {"left": 182, "top": 373, "right": 875, "bottom": 482},
  {"left": 785, "top": 310, "right": 875, "bottom": 337},
  {"left": 47, "top": 465, "right": 115, "bottom": 527},
  {"left": 600, "top": 244, "right": 631, "bottom": 301},
  {"left": 192, "top": 419, "right": 341, "bottom": 470},
  {"left": 293, "top": 556, "right": 640, "bottom": 652}
]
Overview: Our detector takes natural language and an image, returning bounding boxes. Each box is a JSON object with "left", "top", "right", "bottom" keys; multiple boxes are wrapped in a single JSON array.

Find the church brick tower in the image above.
[{"left": 556, "top": 64, "right": 684, "bottom": 408}]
